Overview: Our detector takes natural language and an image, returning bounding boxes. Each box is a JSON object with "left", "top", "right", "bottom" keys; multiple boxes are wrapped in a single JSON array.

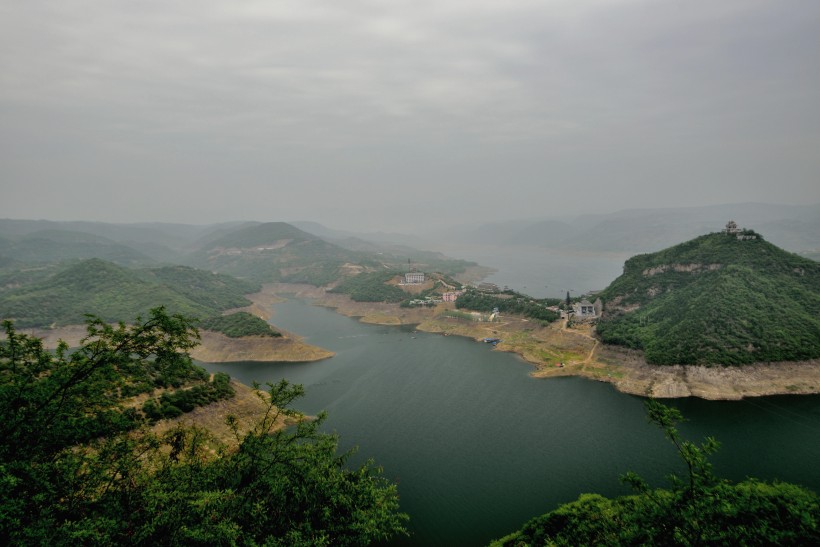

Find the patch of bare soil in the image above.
[
  {"left": 192, "top": 331, "right": 333, "bottom": 363},
  {"left": 20, "top": 323, "right": 333, "bottom": 364},
  {"left": 20, "top": 325, "right": 88, "bottom": 348},
  {"left": 593, "top": 345, "right": 820, "bottom": 400},
  {"left": 149, "top": 379, "right": 280, "bottom": 448},
  {"left": 389, "top": 277, "right": 436, "bottom": 295}
]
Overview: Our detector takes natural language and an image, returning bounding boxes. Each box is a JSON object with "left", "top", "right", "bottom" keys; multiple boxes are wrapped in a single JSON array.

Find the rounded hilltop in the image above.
[{"left": 595, "top": 224, "right": 820, "bottom": 366}]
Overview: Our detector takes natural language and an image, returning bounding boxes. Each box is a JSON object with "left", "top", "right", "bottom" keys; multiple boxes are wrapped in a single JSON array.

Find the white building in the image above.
[
  {"left": 404, "top": 272, "right": 425, "bottom": 284},
  {"left": 572, "top": 300, "right": 596, "bottom": 318}
]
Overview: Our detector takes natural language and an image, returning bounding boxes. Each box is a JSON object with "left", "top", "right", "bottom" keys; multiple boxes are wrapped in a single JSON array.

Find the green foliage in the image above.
[
  {"left": 597, "top": 232, "right": 820, "bottom": 365},
  {"left": 139, "top": 265, "right": 259, "bottom": 309},
  {"left": 0, "top": 259, "right": 259, "bottom": 328},
  {"left": 0, "top": 308, "right": 201, "bottom": 452},
  {"left": 198, "top": 312, "right": 282, "bottom": 338},
  {"left": 0, "top": 310, "right": 407, "bottom": 545},
  {"left": 329, "top": 271, "right": 408, "bottom": 303},
  {"left": 492, "top": 400, "right": 820, "bottom": 546},
  {"left": 456, "top": 288, "right": 560, "bottom": 323}
]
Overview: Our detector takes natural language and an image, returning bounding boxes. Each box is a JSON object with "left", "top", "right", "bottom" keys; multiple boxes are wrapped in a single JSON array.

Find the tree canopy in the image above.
[
  {"left": 456, "top": 288, "right": 560, "bottom": 323},
  {"left": 0, "top": 309, "right": 407, "bottom": 545},
  {"left": 491, "top": 399, "right": 820, "bottom": 546},
  {"left": 198, "top": 311, "right": 282, "bottom": 338}
]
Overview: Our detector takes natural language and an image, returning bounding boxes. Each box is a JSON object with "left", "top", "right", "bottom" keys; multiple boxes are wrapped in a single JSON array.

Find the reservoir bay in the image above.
[{"left": 206, "top": 298, "right": 820, "bottom": 546}]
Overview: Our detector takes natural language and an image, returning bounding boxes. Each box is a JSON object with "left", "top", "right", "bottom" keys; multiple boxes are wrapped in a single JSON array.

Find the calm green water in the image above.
[{"left": 205, "top": 298, "right": 820, "bottom": 546}]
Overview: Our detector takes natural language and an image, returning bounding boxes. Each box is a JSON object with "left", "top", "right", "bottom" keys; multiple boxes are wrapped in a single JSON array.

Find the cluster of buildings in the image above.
[
  {"left": 723, "top": 220, "right": 759, "bottom": 240},
  {"left": 442, "top": 291, "right": 462, "bottom": 302},
  {"left": 400, "top": 267, "right": 604, "bottom": 320},
  {"left": 401, "top": 268, "right": 465, "bottom": 304},
  {"left": 405, "top": 289, "right": 465, "bottom": 307}
]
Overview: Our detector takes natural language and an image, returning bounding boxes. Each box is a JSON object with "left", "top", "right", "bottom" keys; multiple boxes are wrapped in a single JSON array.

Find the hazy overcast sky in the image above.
[{"left": 2, "top": 1, "right": 819, "bottom": 231}]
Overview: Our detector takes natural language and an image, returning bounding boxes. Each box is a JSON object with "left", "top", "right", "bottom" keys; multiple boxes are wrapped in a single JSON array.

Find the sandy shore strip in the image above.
[
  {"left": 21, "top": 324, "right": 334, "bottom": 364},
  {"left": 18, "top": 288, "right": 334, "bottom": 364},
  {"left": 191, "top": 331, "right": 333, "bottom": 363}
]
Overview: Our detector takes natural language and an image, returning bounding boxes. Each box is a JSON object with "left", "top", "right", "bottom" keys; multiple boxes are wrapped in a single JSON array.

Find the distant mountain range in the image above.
[
  {"left": 1, "top": 203, "right": 817, "bottom": 332},
  {"left": 415, "top": 203, "right": 820, "bottom": 256},
  {"left": 0, "top": 219, "right": 477, "bottom": 327},
  {"left": 596, "top": 228, "right": 820, "bottom": 366},
  {"left": 0, "top": 219, "right": 254, "bottom": 264}
]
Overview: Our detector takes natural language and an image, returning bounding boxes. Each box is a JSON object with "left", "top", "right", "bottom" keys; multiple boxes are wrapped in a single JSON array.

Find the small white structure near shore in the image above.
[{"left": 572, "top": 299, "right": 597, "bottom": 319}]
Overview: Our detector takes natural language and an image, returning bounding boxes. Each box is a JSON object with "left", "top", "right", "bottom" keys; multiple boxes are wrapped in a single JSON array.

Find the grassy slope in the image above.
[{"left": 597, "top": 232, "right": 820, "bottom": 365}]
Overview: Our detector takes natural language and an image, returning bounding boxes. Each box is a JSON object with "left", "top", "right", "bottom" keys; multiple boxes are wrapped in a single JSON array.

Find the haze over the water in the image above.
[{"left": 2, "top": 1, "right": 819, "bottom": 232}]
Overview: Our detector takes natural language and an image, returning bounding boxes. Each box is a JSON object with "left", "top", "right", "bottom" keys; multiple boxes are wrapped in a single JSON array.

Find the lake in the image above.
[
  {"left": 429, "top": 244, "right": 631, "bottom": 299},
  {"left": 206, "top": 298, "right": 820, "bottom": 546}
]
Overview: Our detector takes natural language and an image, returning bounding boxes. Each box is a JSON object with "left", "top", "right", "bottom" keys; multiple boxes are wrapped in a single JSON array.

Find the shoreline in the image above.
[
  {"left": 190, "top": 331, "right": 334, "bottom": 363},
  {"left": 264, "top": 283, "right": 820, "bottom": 401},
  {"left": 19, "top": 284, "right": 335, "bottom": 364},
  {"left": 20, "top": 324, "right": 335, "bottom": 364},
  {"left": 18, "top": 282, "right": 820, "bottom": 400}
]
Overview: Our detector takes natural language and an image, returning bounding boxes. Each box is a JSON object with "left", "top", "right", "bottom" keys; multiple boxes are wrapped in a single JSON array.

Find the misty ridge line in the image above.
[{"left": 1, "top": 202, "right": 818, "bottom": 261}]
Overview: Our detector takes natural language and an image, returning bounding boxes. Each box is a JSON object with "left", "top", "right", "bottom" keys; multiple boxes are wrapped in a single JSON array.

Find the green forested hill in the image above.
[
  {"left": 0, "top": 259, "right": 259, "bottom": 327},
  {"left": 596, "top": 231, "right": 820, "bottom": 365},
  {"left": 198, "top": 221, "right": 314, "bottom": 249},
  {"left": 183, "top": 221, "right": 474, "bottom": 286},
  {"left": 183, "top": 222, "right": 371, "bottom": 285},
  {"left": 1, "top": 219, "right": 477, "bottom": 290}
]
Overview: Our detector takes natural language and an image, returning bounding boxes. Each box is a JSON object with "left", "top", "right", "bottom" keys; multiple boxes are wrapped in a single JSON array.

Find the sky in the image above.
[{"left": 1, "top": 0, "right": 819, "bottom": 232}]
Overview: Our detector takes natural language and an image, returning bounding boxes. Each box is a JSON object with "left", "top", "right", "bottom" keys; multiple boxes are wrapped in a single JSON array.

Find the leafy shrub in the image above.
[
  {"left": 329, "top": 271, "right": 408, "bottom": 302},
  {"left": 456, "top": 288, "right": 559, "bottom": 322},
  {"left": 493, "top": 400, "right": 820, "bottom": 546},
  {"left": 198, "top": 312, "right": 281, "bottom": 338},
  {"left": 0, "top": 310, "right": 408, "bottom": 545}
]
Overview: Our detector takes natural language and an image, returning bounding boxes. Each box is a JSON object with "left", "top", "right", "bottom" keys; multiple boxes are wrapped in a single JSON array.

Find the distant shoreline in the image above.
[
  {"left": 19, "top": 283, "right": 335, "bottom": 364},
  {"left": 263, "top": 283, "right": 820, "bottom": 401}
]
